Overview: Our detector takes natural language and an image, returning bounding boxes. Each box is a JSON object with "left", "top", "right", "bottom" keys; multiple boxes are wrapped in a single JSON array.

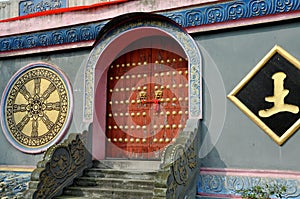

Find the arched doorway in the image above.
[
  {"left": 106, "top": 39, "right": 189, "bottom": 159},
  {"left": 84, "top": 13, "right": 202, "bottom": 160}
]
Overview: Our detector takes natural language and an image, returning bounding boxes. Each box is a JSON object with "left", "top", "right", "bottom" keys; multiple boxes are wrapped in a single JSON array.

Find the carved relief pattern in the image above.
[
  {"left": 1, "top": 0, "right": 299, "bottom": 53},
  {"left": 163, "top": 0, "right": 300, "bottom": 27},
  {"left": 198, "top": 173, "right": 300, "bottom": 198},
  {"left": 189, "top": 64, "right": 201, "bottom": 118},
  {"left": 27, "top": 132, "right": 92, "bottom": 199},
  {"left": 0, "top": 23, "right": 106, "bottom": 53},
  {"left": 166, "top": 170, "right": 178, "bottom": 199},
  {"left": 6, "top": 68, "right": 67, "bottom": 146},
  {"left": 186, "top": 135, "right": 197, "bottom": 169},
  {"left": 161, "top": 126, "right": 199, "bottom": 198},
  {"left": 19, "top": 0, "right": 67, "bottom": 16},
  {"left": 50, "top": 147, "right": 71, "bottom": 178},
  {"left": 1, "top": 63, "right": 72, "bottom": 153},
  {"left": 173, "top": 145, "right": 188, "bottom": 185}
]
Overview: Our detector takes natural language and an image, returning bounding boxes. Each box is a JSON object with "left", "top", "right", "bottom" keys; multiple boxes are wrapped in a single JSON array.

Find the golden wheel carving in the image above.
[{"left": 1, "top": 63, "right": 72, "bottom": 153}]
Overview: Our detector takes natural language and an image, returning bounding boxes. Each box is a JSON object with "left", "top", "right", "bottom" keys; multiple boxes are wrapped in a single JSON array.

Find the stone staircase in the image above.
[{"left": 55, "top": 160, "right": 160, "bottom": 199}]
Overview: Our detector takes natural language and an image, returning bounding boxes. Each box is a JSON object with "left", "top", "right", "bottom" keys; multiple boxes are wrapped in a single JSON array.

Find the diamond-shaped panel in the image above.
[{"left": 228, "top": 45, "right": 300, "bottom": 145}]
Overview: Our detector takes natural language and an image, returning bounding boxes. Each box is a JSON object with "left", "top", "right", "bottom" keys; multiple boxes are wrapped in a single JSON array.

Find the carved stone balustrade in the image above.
[
  {"left": 23, "top": 127, "right": 92, "bottom": 199},
  {"left": 153, "top": 119, "right": 200, "bottom": 199}
]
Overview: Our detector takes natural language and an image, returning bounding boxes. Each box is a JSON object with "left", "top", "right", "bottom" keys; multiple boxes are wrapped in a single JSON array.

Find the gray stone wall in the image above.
[
  {"left": 197, "top": 20, "right": 300, "bottom": 171},
  {"left": 0, "top": 49, "right": 90, "bottom": 165}
]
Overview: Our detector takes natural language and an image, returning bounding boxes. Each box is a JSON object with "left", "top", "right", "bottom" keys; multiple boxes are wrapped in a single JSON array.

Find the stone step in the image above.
[
  {"left": 93, "top": 160, "right": 161, "bottom": 171},
  {"left": 62, "top": 186, "right": 153, "bottom": 199},
  {"left": 56, "top": 160, "right": 159, "bottom": 198},
  {"left": 84, "top": 168, "right": 156, "bottom": 180},
  {"left": 74, "top": 176, "right": 154, "bottom": 190}
]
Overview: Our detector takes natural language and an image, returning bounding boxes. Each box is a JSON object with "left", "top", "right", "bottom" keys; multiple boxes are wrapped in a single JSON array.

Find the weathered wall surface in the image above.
[
  {"left": 197, "top": 19, "right": 300, "bottom": 171},
  {"left": 0, "top": 49, "right": 90, "bottom": 165}
]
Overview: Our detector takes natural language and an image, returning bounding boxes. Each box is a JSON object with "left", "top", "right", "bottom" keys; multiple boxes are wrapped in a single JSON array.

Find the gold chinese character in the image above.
[
  {"left": 139, "top": 90, "right": 147, "bottom": 101},
  {"left": 259, "top": 72, "right": 299, "bottom": 117},
  {"left": 155, "top": 90, "right": 163, "bottom": 100}
]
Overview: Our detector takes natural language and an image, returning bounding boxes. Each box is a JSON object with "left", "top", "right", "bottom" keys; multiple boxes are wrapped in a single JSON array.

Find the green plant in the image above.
[{"left": 237, "top": 183, "right": 287, "bottom": 199}]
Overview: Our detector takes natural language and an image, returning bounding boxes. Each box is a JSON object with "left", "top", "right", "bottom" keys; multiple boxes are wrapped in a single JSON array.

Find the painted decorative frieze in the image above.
[
  {"left": 19, "top": 0, "right": 67, "bottom": 16},
  {"left": 198, "top": 168, "right": 300, "bottom": 198},
  {"left": 0, "top": 23, "right": 106, "bottom": 53},
  {"left": 162, "top": 0, "right": 300, "bottom": 28}
]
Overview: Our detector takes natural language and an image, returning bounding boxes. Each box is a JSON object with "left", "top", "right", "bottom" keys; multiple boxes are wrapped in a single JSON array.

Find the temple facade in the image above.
[{"left": 1, "top": 0, "right": 300, "bottom": 198}]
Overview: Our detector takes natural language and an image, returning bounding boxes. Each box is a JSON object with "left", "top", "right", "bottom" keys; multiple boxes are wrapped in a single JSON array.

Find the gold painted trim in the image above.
[
  {"left": 0, "top": 165, "right": 35, "bottom": 172},
  {"left": 228, "top": 45, "right": 300, "bottom": 145}
]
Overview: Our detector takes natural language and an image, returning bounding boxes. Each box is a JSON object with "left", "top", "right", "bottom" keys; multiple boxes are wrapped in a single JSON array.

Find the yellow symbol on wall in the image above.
[
  {"left": 259, "top": 72, "right": 299, "bottom": 117},
  {"left": 227, "top": 45, "right": 300, "bottom": 145},
  {"left": 2, "top": 64, "right": 72, "bottom": 153}
]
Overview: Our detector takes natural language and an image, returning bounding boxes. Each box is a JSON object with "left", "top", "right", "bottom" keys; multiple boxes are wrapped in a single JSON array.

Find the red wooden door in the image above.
[{"left": 106, "top": 48, "right": 188, "bottom": 159}]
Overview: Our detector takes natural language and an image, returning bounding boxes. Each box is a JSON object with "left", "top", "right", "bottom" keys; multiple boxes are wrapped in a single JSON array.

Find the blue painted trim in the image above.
[
  {"left": 0, "top": 0, "right": 300, "bottom": 53},
  {"left": 19, "top": 0, "right": 67, "bottom": 16},
  {"left": 0, "top": 171, "right": 31, "bottom": 198},
  {"left": 0, "top": 23, "right": 107, "bottom": 52},
  {"left": 198, "top": 172, "right": 300, "bottom": 199},
  {"left": 161, "top": 0, "right": 300, "bottom": 27}
]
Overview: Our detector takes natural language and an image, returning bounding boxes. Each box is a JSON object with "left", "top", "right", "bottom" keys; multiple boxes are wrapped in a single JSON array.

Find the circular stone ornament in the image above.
[{"left": 1, "top": 63, "right": 73, "bottom": 154}]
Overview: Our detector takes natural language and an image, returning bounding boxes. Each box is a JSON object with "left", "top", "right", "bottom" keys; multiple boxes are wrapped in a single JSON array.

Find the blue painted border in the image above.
[
  {"left": 162, "top": 0, "right": 300, "bottom": 27},
  {"left": 1, "top": 0, "right": 300, "bottom": 53},
  {"left": 198, "top": 171, "right": 300, "bottom": 199},
  {"left": 0, "top": 23, "right": 106, "bottom": 52},
  {"left": 19, "top": 0, "right": 67, "bottom": 16},
  {"left": 0, "top": 171, "right": 31, "bottom": 198}
]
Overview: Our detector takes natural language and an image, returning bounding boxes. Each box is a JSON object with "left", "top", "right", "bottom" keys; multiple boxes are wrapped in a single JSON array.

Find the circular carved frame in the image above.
[{"left": 1, "top": 62, "right": 73, "bottom": 154}]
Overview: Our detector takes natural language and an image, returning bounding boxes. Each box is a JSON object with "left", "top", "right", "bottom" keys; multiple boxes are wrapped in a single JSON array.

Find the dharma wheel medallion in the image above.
[{"left": 1, "top": 63, "right": 73, "bottom": 153}]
